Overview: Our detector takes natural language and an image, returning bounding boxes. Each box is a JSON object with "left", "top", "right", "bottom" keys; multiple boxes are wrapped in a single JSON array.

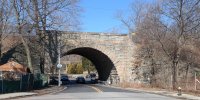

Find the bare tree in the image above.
[
  {"left": 137, "top": 0, "right": 200, "bottom": 89},
  {"left": 161, "top": 0, "right": 200, "bottom": 89},
  {"left": 12, "top": 0, "right": 33, "bottom": 72},
  {"left": 118, "top": 0, "right": 200, "bottom": 90},
  {"left": 0, "top": 0, "right": 13, "bottom": 63},
  {"left": 27, "top": 0, "right": 81, "bottom": 74},
  {"left": 116, "top": 0, "right": 148, "bottom": 39}
]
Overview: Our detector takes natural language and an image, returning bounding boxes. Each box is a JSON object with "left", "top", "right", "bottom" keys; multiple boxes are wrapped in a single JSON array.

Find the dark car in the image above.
[
  {"left": 49, "top": 76, "right": 58, "bottom": 85},
  {"left": 76, "top": 76, "right": 85, "bottom": 84},
  {"left": 90, "top": 77, "right": 97, "bottom": 84},
  {"left": 90, "top": 73, "right": 97, "bottom": 84},
  {"left": 61, "top": 75, "right": 70, "bottom": 85}
]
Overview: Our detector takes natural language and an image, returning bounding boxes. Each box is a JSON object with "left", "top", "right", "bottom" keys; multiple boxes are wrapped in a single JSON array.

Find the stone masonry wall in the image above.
[{"left": 61, "top": 32, "right": 136, "bottom": 83}]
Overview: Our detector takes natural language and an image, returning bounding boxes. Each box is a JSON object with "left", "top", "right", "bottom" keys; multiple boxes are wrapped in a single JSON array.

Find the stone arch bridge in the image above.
[{"left": 60, "top": 32, "right": 136, "bottom": 83}]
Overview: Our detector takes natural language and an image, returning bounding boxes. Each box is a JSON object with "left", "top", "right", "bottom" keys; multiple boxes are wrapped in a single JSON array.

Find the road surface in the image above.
[{"left": 14, "top": 83, "right": 179, "bottom": 100}]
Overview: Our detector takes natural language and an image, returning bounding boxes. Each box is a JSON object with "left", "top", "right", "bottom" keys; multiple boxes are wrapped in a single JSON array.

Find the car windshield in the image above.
[
  {"left": 77, "top": 77, "right": 84, "bottom": 79},
  {"left": 61, "top": 75, "right": 68, "bottom": 78}
]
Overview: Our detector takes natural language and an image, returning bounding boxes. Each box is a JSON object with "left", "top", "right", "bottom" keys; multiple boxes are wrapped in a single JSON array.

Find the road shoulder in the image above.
[
  {"left": 0, "top": 85, "right": 67, "bottom": 100},
  {"left": 96, "top": 84, "right": 200, "bottom": 100}
]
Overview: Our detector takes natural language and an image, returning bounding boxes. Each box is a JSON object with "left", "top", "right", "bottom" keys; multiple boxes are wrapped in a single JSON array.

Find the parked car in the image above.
[
  {"left": 49, "top": 76, "right": 58, "bottom": 85},
  {"left": 90, "top": 77, "right": 97, "bottom": 84},
  {"left": 89, "top": 73, "right": 97, "bottom": 84},
  {"left": 76, "top": 76, "right": 85, "bottom": 84},
  {"left": 61, "top": 75, "right": 70, "bottom": 85}
]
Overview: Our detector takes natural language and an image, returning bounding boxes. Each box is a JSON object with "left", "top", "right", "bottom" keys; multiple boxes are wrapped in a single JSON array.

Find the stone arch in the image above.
[{"left": 62, "top": 47, "right": 117, "bottom": 81}]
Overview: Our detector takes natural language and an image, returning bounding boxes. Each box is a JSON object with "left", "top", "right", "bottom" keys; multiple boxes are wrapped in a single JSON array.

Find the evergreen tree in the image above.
[{"left": 82, "top": 57, "right": 96, "bottom": 74}]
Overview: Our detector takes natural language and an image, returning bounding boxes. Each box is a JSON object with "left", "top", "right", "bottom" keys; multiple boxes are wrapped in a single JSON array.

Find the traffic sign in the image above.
[{"left": 57, "top": 64, "right": 62, "bottom": 68}]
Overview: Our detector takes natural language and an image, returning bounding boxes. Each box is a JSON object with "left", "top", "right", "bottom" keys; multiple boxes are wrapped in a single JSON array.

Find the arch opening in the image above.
[{"left": 62, "top": 47, "right": 115, "bottom": 81}]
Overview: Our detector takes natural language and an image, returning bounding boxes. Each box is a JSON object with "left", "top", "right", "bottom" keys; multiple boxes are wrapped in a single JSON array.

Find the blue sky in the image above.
[
  {"left": 80, "top": 0, "right": 133, "bottom": 34},
  {"left": 79, "top": 0, "right": 155, "bottom": 34}
]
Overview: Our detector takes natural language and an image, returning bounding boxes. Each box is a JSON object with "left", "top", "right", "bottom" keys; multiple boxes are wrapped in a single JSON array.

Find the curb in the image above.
[
  {"left": 96, "top": 84, "right": 198, "bottom": 100},
  {"left": 0, "top": 86, "right": 67, "bottom": 100},
  {"left": 0, "top": 93, "right": 38, "bottom": 100}
]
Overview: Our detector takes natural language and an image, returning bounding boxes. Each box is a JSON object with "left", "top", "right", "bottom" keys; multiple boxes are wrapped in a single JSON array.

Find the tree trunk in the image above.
[
  {"left": 150, "top": 56, "right": 156, "bottom": 87},
  {"left": 32, "top": 0, "right": 44, "bottom": 73},
  {"left": 0, "top": 31, "right": 2, "bottom": 63},
  {"left": 39, "top": 0, "right": 48, "bottom": 74},
  {"left": 13, "top": 0, "right": 33, "bottom": 73},
  {"left": 40, "top": 57, "right": 44, "bottom": 73},
  {"left": 87, "top": 68, "right": 90, "bottom": 74},
  {"left": 172, "top": 60, "right": 178, "bottom": 90},
  {"left": 20, "top": 35, "right": 33, "bottom": 72},
  {"left": 0, "top": 1, "right": 5, "bottom": 64},
  {"left": 51, "top": 64, "right": 56, "bottom": 75},
  {"left": 185, "top": 63, "right": 190, "bottom": 91}
]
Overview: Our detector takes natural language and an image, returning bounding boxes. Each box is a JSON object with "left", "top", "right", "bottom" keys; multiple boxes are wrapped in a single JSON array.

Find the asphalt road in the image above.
[{"left": 15, "top": 82, "right": 180, "bottom": 100}]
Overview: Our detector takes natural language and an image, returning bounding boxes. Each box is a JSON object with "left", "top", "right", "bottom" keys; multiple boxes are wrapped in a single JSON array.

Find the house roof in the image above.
[{"left": 0, "top": 61, "right": 29, "bottom": 73}]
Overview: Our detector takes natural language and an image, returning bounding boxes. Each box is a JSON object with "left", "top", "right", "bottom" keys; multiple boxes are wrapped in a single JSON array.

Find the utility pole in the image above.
[{"left": 57, "top": 35, "right": 62, "bottom": 86}]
